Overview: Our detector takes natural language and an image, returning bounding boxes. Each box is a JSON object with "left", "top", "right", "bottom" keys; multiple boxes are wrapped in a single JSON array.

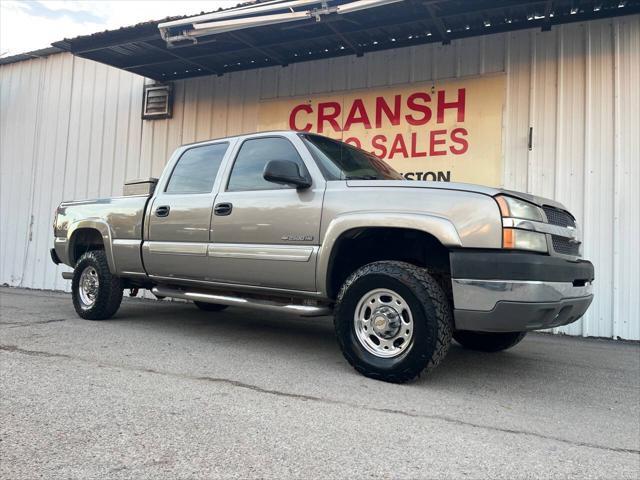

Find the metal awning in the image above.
[{"left": 51, "top": 0, "right": 640, "bottom": 81}]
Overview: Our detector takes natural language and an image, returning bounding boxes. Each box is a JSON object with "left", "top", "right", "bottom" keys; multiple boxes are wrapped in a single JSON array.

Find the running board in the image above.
[{"left": 151, "top": 286, "right": 332, "bottom": 317}]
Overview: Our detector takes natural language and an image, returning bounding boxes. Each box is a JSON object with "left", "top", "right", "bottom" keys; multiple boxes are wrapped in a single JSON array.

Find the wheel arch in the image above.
[
  {"left": 318, "top": 213, "right": 461, "bottom": 299},
  {"left": 67, "top": 219, "right": 116, "bottom": 273}
]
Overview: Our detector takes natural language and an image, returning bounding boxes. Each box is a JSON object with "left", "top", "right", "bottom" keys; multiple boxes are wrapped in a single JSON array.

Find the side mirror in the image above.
[{"left": 263, "top": 160, "right": 312, "bottom": 189}]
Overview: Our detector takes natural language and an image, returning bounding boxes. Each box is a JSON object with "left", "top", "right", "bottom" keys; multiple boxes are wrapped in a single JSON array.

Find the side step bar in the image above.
[{"left": 151, "top": 286, "right": 332, "bottom": 317}]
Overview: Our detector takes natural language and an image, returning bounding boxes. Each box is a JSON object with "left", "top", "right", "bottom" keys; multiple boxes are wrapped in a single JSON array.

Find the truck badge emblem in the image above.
[{"left": 281, "top": 235, "right": 314, "bottom": 241}]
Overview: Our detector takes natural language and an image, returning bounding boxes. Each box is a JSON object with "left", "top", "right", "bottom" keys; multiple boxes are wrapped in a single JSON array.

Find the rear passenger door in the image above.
[
  {"left": 143, "top": 142, "right": 229, "bottom": 280},
  {"left": 209, "top": 135, "right": 324, "bottom": 292}
]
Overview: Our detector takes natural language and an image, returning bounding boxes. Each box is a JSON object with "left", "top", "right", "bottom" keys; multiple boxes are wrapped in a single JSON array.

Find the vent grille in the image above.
[
  {"left": 552, "top": 235, "right": 580, "bottom": 256},
  {"left": 543, "top": 206, "right": 575, "bottom": 227},
  {"left": 142, "top": 84, "right": 172, "bottom": 119}
]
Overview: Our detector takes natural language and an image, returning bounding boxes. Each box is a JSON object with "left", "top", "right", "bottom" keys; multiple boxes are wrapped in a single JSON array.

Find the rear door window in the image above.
[{"left": 166, "top": 142, "right": 229, "bottom": 194}]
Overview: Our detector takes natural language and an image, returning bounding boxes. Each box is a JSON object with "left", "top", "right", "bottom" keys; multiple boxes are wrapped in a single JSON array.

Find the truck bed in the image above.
[{"left": 54, "top": 195, "right": 151, "bottom": 275}]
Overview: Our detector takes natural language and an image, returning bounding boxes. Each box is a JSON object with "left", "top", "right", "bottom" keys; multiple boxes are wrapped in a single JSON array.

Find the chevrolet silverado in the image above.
[{"left": 51, "top": 131, "right": 594, "bottom": 382}]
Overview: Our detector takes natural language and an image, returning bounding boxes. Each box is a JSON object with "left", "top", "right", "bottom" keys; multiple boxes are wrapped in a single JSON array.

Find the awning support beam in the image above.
[
  {"left": 426, "top": 3, "right": 450, "bottom": 45},
  {"left": 141, "top": 41, "right": 218, "bottom": 76},
  {"left": 229, "top": 32, "right": 289, "bottom": 66},
  {"left": 325, "top": 21, "right": 363, "bottom": 56},
  {"left": 542, "top": 0, "right": 554, "bottom": 31}
]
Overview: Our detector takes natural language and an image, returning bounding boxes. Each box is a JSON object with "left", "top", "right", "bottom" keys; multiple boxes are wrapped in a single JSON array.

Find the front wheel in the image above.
[
  {"left": 71, "top": 250, "right": 123, "bottom": 320},
  {"left": 334, "top": 261, "right": 452, "bottom": 383},
  {"left": 453, "top": 330, "right": 527, "bottom": 352}
]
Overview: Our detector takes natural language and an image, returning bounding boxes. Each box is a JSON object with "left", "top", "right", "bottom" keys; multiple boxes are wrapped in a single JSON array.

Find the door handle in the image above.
[
  {"left": 214, "top": 202, "right": 233, "bottom": 216},
  {"left": 155, "top": 205, "right": 170, "bottom": 217}
]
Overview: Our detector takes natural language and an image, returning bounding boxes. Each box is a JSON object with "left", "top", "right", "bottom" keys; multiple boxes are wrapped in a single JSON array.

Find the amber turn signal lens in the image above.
[
  {"left": 503, "top": 228, "right": 515, "bottom": 248},
  {"left": 495, "top": 195, "right": 511, "bottom": 217}
]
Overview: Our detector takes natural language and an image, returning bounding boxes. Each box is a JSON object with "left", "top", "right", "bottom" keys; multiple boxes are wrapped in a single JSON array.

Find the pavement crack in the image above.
[
  {"left": 0, "top": 289, "right": 67, "bottom": 299},
  {"left": 0, "top": 345, "right": 75, "bottom": 359},
  {"left": 2, "top": 318, "right": 66, "bottom": 328},
  {"left": 2, "top": 343, "right": 639, "bottom": 456}
]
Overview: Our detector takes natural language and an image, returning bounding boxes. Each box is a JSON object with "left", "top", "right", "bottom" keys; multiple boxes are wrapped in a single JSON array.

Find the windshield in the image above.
[{"left": 300, "top": 134, "right": 403, "bottom": 181}]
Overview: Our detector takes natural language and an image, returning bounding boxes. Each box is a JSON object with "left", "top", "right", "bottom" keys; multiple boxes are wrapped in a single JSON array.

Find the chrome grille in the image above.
[
  {"left": 543, "top": 206, "right": 576, "bottom": 227},
  {"left": 552, "top": 235, "right": 580, "bottom": 256}
]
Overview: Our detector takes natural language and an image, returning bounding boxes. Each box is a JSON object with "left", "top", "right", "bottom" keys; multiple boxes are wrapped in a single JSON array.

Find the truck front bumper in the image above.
[{"left": 450, "top": 251, "right": 594, "bottom": 333}]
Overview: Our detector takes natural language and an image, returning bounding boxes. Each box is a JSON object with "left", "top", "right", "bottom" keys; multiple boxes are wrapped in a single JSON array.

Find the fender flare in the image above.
[
  {"left": 67, "top": 219, "right": 116, "bottom": 273},
  {"left": 316, "top": 212, "right": 462, "bottom": 297}
]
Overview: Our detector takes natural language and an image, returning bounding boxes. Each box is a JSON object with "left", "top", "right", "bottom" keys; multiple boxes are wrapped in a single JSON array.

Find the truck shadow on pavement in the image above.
[{"left": 111, "top": 298, "right": 545, "bottom": 387}]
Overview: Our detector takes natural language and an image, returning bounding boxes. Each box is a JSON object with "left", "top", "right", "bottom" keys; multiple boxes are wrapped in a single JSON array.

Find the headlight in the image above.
[
  {"left": 495, "top": 195, "right": 547, "bottom": 252},
  {"left": 495, "top": 195, "right": 544, "bottom": 222}
]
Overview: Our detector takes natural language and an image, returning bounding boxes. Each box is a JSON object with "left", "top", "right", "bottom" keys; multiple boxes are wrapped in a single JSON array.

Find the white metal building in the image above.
[{"left": 1, "top": 1, "right": 639, "bottom": 339}]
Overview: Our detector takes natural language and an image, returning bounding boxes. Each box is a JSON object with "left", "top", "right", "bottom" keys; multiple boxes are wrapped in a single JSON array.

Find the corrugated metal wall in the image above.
[{"left": 1, "top": 15, "right": 638, "bottom": 339}]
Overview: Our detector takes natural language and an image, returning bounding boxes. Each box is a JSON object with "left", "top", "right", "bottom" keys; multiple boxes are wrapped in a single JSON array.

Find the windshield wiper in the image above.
[{"left": 345, "top": 175, "right": 380, "bottom": 180}]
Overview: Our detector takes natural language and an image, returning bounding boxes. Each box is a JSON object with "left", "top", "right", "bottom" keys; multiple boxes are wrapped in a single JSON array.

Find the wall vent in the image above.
[{"left": 142, "top": 84, "right": 173, "bottom": 119}]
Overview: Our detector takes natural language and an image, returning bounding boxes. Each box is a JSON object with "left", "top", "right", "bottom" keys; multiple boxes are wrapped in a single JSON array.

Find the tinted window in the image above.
[
  {"left": 166, "top": 143, "right": 228, "bottom": 194},
  {"left": 300, "top": 134, "right": 402, "bottom": 180},
  {"left": 227, "top": 137, "right": 308, "bottom": 191}
]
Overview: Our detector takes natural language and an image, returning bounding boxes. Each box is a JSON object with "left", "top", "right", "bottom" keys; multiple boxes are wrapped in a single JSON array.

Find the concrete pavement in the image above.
[{"left": 1, "top": 286, "right": 639, "bottom": 479}]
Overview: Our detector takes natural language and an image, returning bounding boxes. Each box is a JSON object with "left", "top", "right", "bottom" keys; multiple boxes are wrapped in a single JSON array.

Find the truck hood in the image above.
[{"left": 345, "top": 180, "right": 569, "bottom": 211}]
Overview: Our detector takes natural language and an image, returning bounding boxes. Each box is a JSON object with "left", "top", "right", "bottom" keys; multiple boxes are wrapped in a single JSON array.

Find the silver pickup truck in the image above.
[{"left": 51, "top": 130, "right": 594, "bottom": 383}]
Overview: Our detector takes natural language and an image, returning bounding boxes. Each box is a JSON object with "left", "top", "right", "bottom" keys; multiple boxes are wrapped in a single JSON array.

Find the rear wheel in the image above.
[
  {"left": 453, "top": 330, "right": 527, "bottom": 352},
  {"left": 194, "top": 301, "right": 228, "bottom": 312},
  {"left": 334, "top": 261, "right": 452, "bottom": 383},
  {"left": 72, "top": 250, "right": 123, "bottom": 320}
]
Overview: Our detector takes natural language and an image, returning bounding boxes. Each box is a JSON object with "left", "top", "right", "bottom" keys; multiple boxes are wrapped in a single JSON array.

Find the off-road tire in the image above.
[
  {"left": 453, "top": 330, "right": 527, "bottom": 352},
  {"left": 334, "top": 261, "right": 453, "bottom": 383},
  {"left": 72, "top": 250, "right": 123, "bottom": 320},
  {"left": 193, "top": 301, "right": 228, "bottom": 312}
]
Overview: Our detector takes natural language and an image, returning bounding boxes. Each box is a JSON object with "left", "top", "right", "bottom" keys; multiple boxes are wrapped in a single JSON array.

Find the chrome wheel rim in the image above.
[
  {"left": 353, "top": 288, "right": 414, "bottom": 358},
  {"left": 78, "top": 266, "right": 99, "bottom": 309}
]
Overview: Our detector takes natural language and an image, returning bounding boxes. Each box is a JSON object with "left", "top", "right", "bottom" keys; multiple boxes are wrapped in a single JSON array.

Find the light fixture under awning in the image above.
[
  {"left": 158, "top": 0, "right": 403, "bottom": 46},
  {"left": 190, "top": 11, "right": 312, "bottom": 36}
]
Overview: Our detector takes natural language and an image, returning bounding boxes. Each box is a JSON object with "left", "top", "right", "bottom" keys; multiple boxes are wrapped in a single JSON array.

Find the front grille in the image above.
[
  {"left": 543, "top": 206, "right": 576, "bottom": 227},
  {"left": 552, "top": 235, "right": 580, "bottom": 256}
]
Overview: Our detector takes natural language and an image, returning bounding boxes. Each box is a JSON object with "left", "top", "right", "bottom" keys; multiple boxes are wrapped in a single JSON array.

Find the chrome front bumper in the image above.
[
  {"left": 449, "top": 251, "right": 595, "bottom": 333},
  {"left": 452, "top": 279, "right": 594, "bottom": 332},
  {"left": 452, "top": 279, "right": 593, "bottom": 311}
]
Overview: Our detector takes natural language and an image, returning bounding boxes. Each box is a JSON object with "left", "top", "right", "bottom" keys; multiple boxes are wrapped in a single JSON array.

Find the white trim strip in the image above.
[
  {"left": 146, "top": 241, "right": 208, "bottom": 256},
  {"left": 208, "top": 243, "right": 316, "bottom": 262}
]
